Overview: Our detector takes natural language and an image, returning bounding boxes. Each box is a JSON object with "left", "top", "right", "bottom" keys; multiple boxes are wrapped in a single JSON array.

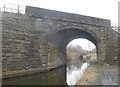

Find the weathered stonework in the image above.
[{"left": 1, "top": 6, "right": 119, "bottom": 78}]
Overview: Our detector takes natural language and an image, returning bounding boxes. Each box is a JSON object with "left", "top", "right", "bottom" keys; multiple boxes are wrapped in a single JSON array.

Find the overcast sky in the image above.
[
  {"left": 0, "top": 0, "right": 119, "bottom": 50},
  {"left": 0, "top": 0, "right": 119, "bottom": 26},
  {"left": 67, "top": 38, "right": 95, "bottom": 51}
]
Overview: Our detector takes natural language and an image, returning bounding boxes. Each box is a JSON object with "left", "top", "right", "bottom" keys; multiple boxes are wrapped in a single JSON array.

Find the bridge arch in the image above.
[
  {"left": 47, "top": 25, "right": 100, "bottom": 63},
  {"left": 48, "top": 25, "right": 100, "bottom": 45}
]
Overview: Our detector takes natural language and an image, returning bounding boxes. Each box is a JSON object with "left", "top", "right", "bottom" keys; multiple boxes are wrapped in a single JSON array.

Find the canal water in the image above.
[
  {"left": 3, "top": 59, "right": 87, "bottom": 86},
  {"left": 67, "top": 61, "right": 89, "bottom": 85}
]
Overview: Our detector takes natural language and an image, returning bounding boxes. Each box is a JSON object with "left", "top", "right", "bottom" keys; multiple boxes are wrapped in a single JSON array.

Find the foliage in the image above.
[{"left": 67, "top": 45, "right": 96, "bottom": 61}]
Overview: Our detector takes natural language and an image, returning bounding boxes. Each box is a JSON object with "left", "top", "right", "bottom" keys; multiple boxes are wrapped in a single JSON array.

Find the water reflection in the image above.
[
  {"left": 67, "top": 60, "right": 89, "bottom": 85},
  {"left": 2, "top": 59, "right": 118, "bottom": 86},
  {"left": 3, "top": 66, "right": 66, "bottom": 85},
  {"left": 3, "top": 60, "right": 89, "bottom": 86}
]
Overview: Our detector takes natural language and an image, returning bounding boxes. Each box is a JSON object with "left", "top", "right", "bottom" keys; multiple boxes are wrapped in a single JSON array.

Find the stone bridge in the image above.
[{"left": 1, "top": 6, "right": 118, "bottom": 78}]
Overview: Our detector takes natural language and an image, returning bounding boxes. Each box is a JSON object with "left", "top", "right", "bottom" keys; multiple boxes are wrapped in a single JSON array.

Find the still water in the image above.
[
  {"left": 67, "top": 61, "right": 89, "bottom": 85},
  {"left": 3, "top": 60, "right": 88, "bottom": 86}
]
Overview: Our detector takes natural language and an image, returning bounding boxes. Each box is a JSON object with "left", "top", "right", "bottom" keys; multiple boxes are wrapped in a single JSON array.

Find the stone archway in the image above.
[{"left": 47, "top": 25, "right": 101, "bottom": 68}]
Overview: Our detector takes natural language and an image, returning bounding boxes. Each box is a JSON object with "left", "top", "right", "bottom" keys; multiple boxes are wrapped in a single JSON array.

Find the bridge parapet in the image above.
[{"left": 25, "top": 6, "right": 111, "bottom": 27}]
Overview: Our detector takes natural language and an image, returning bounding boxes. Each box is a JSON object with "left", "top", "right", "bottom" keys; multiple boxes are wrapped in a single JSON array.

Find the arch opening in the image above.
[
  {"left": 67, "top": 38, "right": 97, "bottom": 62},
  {"left": 47, "top": 27, "right": 100, "bottom": 85},
  {"left": 66, "top": 38, "right": 97, "bottom": 85},
  {"left": 47, "top": 27, "right": 99, "bottom": 61}
]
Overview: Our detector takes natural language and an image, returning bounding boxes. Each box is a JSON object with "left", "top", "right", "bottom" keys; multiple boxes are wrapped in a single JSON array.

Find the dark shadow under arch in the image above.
[
  {"left": 47, "top": 25, "right": 100, "bottom": 62},
  {"left": 47, "top": 25, "right": 100, "bottom": 47}
]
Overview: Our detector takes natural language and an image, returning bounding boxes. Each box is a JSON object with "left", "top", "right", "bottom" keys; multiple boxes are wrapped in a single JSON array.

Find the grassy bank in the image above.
[{"left": 76, "top": 64, "right": 118, "bottom": 85}]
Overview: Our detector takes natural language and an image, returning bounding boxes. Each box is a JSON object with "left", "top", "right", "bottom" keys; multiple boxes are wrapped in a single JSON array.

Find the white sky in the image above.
[
  {"left": 67, "top": 38, "right": 95, "bottom": 51},
  {"left": 0, "top": 0, "right": 119, "bottom": 50},
  {"left": 0, "top": 0, "right": 119, "bottom": 26}
]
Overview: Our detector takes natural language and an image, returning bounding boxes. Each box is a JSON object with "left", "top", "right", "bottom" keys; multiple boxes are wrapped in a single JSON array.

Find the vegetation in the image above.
[
  {"left": 75, "top": 64, "right": 118, "bottom": 85},
  {"left": 67, "top": 45, "right": 97, "bottom": 62}
]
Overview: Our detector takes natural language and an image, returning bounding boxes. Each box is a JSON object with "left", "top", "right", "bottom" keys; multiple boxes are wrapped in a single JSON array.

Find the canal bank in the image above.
[
  {"left": 2, "top": 65, "right": 67, "bottom": 85},
  {"left": 76, "top": 64, "right": 118, "bottom": 85},
  {"left": 2, "top": 62, "right": 66, "bottom": 79}
]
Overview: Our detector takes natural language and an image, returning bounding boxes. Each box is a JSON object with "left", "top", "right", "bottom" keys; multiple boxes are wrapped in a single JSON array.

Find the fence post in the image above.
[
  {"left": 1, "top": 2, "right": 25, "bottom": 14},
  {"left": 18, "top": 5, "right": 20, "bottom": 13},
  {"left": 4, "top": 3, "right": 5, "bottom": 12}
]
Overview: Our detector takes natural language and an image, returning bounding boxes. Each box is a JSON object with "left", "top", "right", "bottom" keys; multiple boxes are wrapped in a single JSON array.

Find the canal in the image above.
[
  {"left": 3, "top": 59, "right": 87, "bottom": 86},
  {"left": 2, "top": 59, "right": 118, "bottom": 86}
]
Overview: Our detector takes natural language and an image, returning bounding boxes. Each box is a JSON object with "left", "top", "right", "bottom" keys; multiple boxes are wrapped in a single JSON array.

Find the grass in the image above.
[
  {"left": 75, "top": 65, "right": 97, "bottom": 85},
  {"left": 75, "top": 64, "right": 118, "bottom": 86}
]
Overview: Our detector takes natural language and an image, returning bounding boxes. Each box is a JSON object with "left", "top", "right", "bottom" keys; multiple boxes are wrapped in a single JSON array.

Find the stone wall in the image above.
[
  {"left": 2, "top": 12, "right": 46, "bottom": 78},
  {"left": 2, "top": 13, "right": 36, "bottom": 72},
  {"left": 106, "top": 28, "right": 118, "bottom": 64},
  {"left": 2, "top": 12, "right": 66, "bottom": 78}
]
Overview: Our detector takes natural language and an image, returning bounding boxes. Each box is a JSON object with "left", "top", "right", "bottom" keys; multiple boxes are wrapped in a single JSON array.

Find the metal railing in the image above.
[
  {"left": 111, "top": 26, "right": 119, "bottom": 32},
  {"left": 0, "top": 2, "right": 25, "bottom": 14}
]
